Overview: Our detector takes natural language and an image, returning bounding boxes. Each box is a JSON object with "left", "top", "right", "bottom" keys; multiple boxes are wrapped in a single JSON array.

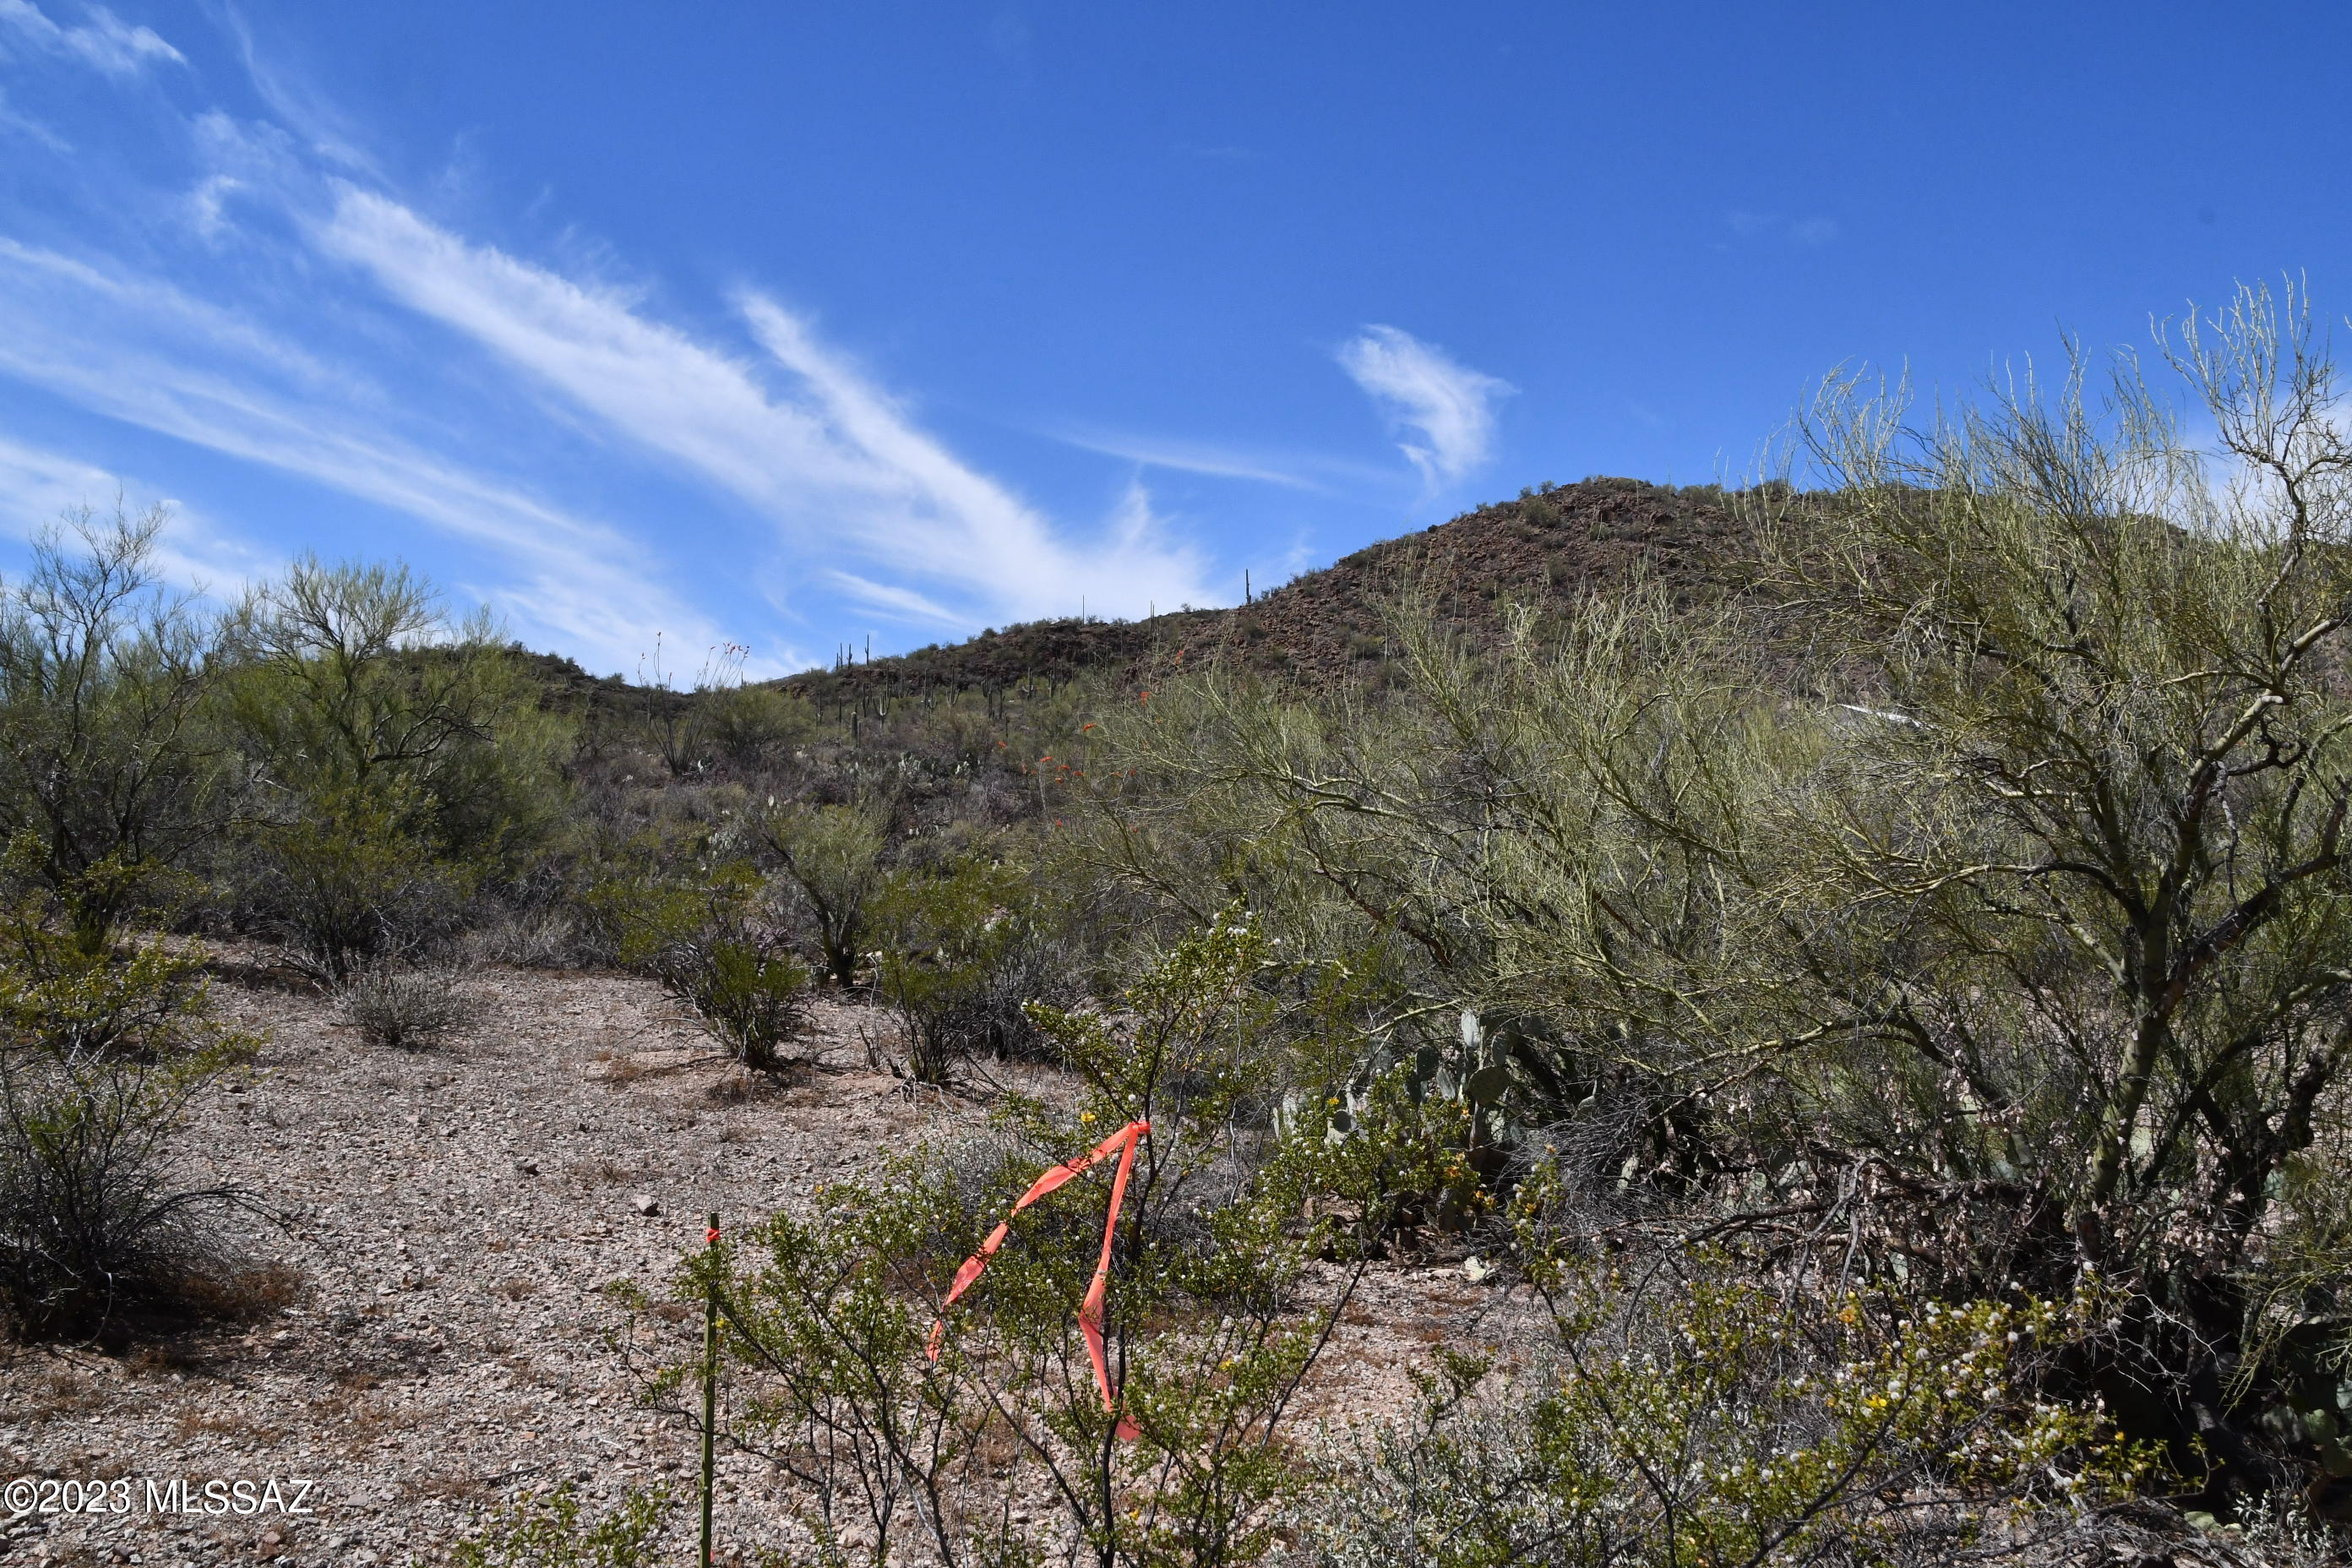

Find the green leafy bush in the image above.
[
  {"left": 758, "top": 798, "right": 889, "bottom": 987},
  {"left": 575, "top": 852, "right": 750, "bottom": 975},
  {"left": 1295, "top": 1259, "right": 2156, "bottom": 1568},
  {"left": 0, "top": 839, "right": 213, "bottom": 1064},
  {"left": 662, "top": 934, "right": 810, "bottom": 1072},
  {"left": 229, "top": 783, "right": 474, "bottom": 982},
  {"left": 0, "top": 509, "right": 230, "bottom": 954},
  {"left": 874, "top": 852, "right": 1083, "bottom": 1084},
  {"left": 0, "top": 890, "right": 261, "bottom": 1340},
  {"left": 453, "top": 1484, "right": 672, "bottom": 1568},
  {"left": 638, "top": 917, "right": 1380, "bottom": 1567},
  {"left": 702, "top": 682, "right": 819, "bottom": 771},
  {"left": 225, "top": 558, "right": 572, "bottom": 868},
  {"left": 575, "top": 854, "right": 811, "bottom": 1070}
]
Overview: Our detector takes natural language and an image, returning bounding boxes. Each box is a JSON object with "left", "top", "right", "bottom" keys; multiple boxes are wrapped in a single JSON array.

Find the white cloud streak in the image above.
[
  {"left": 0, "top": 23, "right": 1248, "bottom": 667},
  {"left": 0, "top": 238, "right": 746, "bottom": 672},
  {"left": 827, "top": 571, "right": 961, "bottom": 625},
  {"left": 0, "top": 0, "right": 181, "bottom": 76},
  {"left": 1047, "top": 426, "right": 1331, "bottom": 491},
  {"left": 0, "top": 84, "right": 68, "bottom": 149},
  {"left": 1337, "top": 324, "right": 1513, "bottom": 487},
  {"left": 206, "top": 1, "right": 382, "bottom": 176},
  {"left": 313, "top": 187, "right": 1223, "bottom": 624}
]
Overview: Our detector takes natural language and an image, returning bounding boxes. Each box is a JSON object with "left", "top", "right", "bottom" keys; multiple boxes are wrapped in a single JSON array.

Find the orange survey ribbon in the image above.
[{"left": 926, "top": 1119, "right": 1150, "bottom": 1440}]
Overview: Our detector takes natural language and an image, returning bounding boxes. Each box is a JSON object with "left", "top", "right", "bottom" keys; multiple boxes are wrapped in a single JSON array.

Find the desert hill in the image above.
[{"left": 774, "top": 476, "right": 1750, "bottom": 710}]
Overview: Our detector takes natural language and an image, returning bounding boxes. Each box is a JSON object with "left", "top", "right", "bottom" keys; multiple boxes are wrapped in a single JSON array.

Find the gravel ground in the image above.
[{"left": 0, "top": 959, "right": 1513, "bottom": 1566}]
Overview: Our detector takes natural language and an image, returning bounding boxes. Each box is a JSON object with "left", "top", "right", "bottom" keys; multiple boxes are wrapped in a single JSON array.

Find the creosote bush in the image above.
[
  {"left": 451, "top": 1484, "right": 672, "bottom": 1568},
  {"left": 1294, "top": 1251, "right": 2157, "bottom": 1568},
  {"left": 0, "top": 840, "right": 210, "bottom": 1065},
  {"left": 583, "top": 856, "right": 815, "bottom": 1071},
  {"left": 874, "top": 850, "right": 1084, "bottom": 1084},
  {"left": 626, "top": 917, "right": 1389, "bottom": 1568},
  {"left": 0, "top": 1049, "right": 246, "bottom": 1341},
  {"left": 661, "top": 934, "right": 811, "bottom": 1072},
  {"left": 0, "top": 877, "right": 260, "bottom": 1341},
  {"left": 230, "top": 782, "right": 476, "bottom": 983},
  {"left": 759, "top": 797, "right": 889, "bottom": 988}
]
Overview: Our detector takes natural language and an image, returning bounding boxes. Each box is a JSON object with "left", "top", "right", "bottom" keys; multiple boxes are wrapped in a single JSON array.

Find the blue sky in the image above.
[{"left": 0, "top": 2, "right": 2344, "bottom": 676}]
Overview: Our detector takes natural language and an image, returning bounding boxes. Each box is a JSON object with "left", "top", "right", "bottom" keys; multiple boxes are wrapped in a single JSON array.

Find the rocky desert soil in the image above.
[{"left": 0, "top": 959, "right": 1515, "bottom": 1567}]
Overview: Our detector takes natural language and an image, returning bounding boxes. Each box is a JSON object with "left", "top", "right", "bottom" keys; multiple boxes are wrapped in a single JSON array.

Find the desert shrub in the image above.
[
  {"left": 0, "top": 841, "right": 214, "bottom": 1064},
  {"left": 458, "top": 902, "right": 591, "bottom": 970},
  {"left": 334, "top": 961, "right": 476, "bottom": 1049},
  {"left": 758, "top": 798, "right": 890, "bottom": 987},
  {"left": 1092, "top": 283, "right": 2352, "bottom": 1502},
  {"left": 873, "top": 852, "right": 1085, "bottom": 1084},
  {"left": 0, "top": 901, "right": 259, "bottom": 1341},
  {"left": 2234, "top": 1135, "right": 2352, "bottom": 1483},
  {"left": 223, "top": 556, "right": 572, "bottom": 872},
  {"left": 660, "top": 934, "right": 811, "bottom": 1072},
  {"left": 228, "top": 783, "right": 474, "bottom": 982},
  {"left": 634, "top": 917, "right": 1383, "bottom": 1567},
  {"left": 631, "top": 634, "right": 746, "bottom": 777},
  {"left": 577, "top": 848, "right": 758, "bottom": 974},
  {"left": 0, "top": 508, "right": 231, "bottom": 954},
  {"left": 872, "top": 943, "right": 992, "bottom": 1085},
  {"left": 2231, "top": 1494, "right": 2352, "bottom": 1567},
  {"left": 0, "top": 939, "right": 209, "bottom": 1065},
  {"left": 453, "top": 1484, "right": 672, "bottom": 1568},
  {"left": 701, "top": 681, "right": 819, "bottom": 771},
  {"left": 577, "top": 855, "right": 814, "bottom": 1070},
  {"left": 1293, "top": 1258, "right": 2154, "bottom": 1568},
  {"left": 558, "top": 778, "right": 762, "bottom": 945},
  {"left": 0, "top": 1052, "right": 248, "bottom": 1340}
]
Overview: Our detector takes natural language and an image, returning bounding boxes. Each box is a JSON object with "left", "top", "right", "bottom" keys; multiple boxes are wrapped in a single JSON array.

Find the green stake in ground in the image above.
[{"left": 700, "top": 1212, "right": 718, "bottom": 1567}]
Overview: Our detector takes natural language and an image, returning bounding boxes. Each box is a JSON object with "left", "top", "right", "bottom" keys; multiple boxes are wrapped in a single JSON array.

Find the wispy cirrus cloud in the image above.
[
  {"left": 1337, "top": 324, "right": 1512, "bottom": 487},
  {"left": 0, "top": 8, "right": 1275, "bottom": 671},
  {"left": 313, "top": 187, "right": 1223, "bottom": 626},
  {"left": 0, "top": 84, "right": 68, "bottom": 149},
  {"left": 827, "top": 572, "right": 961, "bottom": 625},
  {"left": 0, "top": 232, "right": 745, "bottom": 671},
  {"left": 0, "top": 0, "right": 181, "bottom": 77},
  {"left": 1044, "top": 425, "right": 1406, "bottom": 494},
  {"left": 205, "top": 2, "right": 382, "bottom": 176}
]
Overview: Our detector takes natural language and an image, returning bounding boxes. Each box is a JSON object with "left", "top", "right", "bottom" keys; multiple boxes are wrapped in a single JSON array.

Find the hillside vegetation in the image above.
[
  {"left": 7, "top": 284, "right": 2352, "bottom": 1565},
  {"left": 768, "top": 473, "right": 1750, "bottom": 713}
]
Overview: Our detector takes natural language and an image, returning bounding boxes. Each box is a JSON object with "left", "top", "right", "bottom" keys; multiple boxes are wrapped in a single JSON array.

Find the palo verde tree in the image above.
[
  {"left": 1746, "top": 280, "right": 2352, "bottom": 1481},
  {"left": 224, "top": 557, "right": 569, "bottom": 864},
  {"left": 219, "top": 558, "right": 569, "bottom": 977},
  {"left": 1085, "top": 282, "right": 2352, "bottom": 1498}
]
